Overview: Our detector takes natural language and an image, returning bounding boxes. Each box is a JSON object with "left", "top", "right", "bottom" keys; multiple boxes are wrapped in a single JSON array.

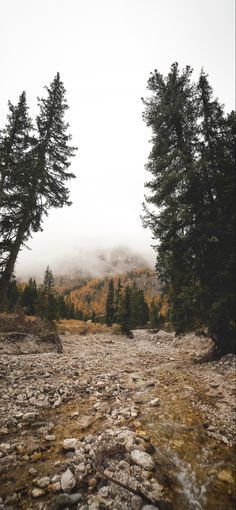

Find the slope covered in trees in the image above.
[
  {"left": 4, "top": 267, "right": 167, "bottom": 329},
  {"left": 62, "top": 268, "right": 163, "bottom": 321},
  {"left": 142, "top": 63, "right": 235, "bottom": 353}
]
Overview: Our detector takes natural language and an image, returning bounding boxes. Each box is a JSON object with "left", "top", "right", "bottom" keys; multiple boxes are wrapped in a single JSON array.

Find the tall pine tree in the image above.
[
  {"left": 142, "top": 63, "right": 235, "bottom": 353},
  {"left": 0, "top": 74, "right": 77, "bottom": 308},
  {"left": 105, "top": 279, "right": 115, "bottom": 326}
]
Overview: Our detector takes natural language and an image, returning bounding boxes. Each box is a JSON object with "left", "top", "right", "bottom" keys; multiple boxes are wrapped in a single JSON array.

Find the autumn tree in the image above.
[
  {"left": 0, "top": 74, "right": 76, "bottom": 308},
  {"left": 142, "top": 63, "right": 235, "bottom": 353}
]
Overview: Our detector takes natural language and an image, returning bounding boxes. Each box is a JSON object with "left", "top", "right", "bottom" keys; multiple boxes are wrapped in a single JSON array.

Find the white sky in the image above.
[{"left": 0, "top": 0, "right": 235, "bottom": 277}]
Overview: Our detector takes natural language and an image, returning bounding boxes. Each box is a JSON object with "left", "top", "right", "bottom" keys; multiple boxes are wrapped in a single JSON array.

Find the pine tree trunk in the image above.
[{"left": 0, "top": 212, "right": 29, "bottom": 309}]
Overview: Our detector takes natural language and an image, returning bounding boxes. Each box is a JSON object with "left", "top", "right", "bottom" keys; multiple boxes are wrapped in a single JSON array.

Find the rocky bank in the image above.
[{"left": 0, "top": 328, "right": 235, "bottom": 510}]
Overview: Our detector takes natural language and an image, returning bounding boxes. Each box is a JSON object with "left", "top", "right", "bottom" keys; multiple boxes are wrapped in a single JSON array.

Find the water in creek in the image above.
[
  {"left": 1, "top": 365, "right": 235, "bottom": 509},
  {"left": 139, "top": 404, "right": 235, "bottom": 509}
]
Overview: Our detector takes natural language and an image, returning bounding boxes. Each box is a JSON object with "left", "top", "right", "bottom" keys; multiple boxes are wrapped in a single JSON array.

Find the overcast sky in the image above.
[{"left": 0, "top": 0, "right": 235, "bottom": 277}]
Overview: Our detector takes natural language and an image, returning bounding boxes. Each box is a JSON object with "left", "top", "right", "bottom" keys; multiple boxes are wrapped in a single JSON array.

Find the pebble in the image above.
[
  {"left": 53, "top": 492, "right": 82, "bottom": 508},
  {"left": 32, "top": 488, "right": 45, "bottom": 498},
  {"left": 130, "top": 449, "right": 155, "bottom": 471},
  {"left": 45, "top": 434, "right": 56, "bottom": 441},
  {"left": 61, "top": 468, "right": 76, "bottom": 492},
  {"left": 37, "top": 476, "right": 51, "bottom": 488},
  {"left": 149, "top": 398, "right": 160, "bottom": 407},
  {"left": 62, "top": 438, "right": 78, "bottom": 450},
  {"left": 0, "top": 443, "right": 11, "bottom": 454}
]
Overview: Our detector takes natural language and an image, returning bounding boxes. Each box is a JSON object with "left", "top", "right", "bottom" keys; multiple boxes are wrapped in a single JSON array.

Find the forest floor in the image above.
[{"left": 0, "top": 327, "right": 235, "bottom": 510}]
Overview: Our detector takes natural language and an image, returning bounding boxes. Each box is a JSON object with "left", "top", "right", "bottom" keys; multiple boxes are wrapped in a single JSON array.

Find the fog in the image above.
[{"left": 0, "top": 0, "right": 234, "bottom": 279}]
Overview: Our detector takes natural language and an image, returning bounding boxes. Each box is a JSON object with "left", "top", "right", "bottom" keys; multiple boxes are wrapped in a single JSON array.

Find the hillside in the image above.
[{"left": 56, "top": 268, "right": 162, "bottom": 319}]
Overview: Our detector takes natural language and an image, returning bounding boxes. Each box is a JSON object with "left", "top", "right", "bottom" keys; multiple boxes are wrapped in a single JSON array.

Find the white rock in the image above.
[
  {"left": 37, "top": 476, "right": 51, "bottom": 488},
  {"left": 0, "top": 443, "right": 11, "bottom": 454},
  {"left": 29, "top": 467, "right": 37, "bottom": 475},
  {"left": 45, "top": 434, "right": 56, "bottom": 441},
  {"left": 130, "top": 449, "right": 155, "bottom": 471},
  {"left": 149, "top": 398, "right": 160, "bottom": 407},
  {"left": 61, "top": 468, "right": 76, "bottom": 492},
  {"left": 32, "top": 488, "right": 45, "bottom": 498},
  {"left": 62, "top": 438, "right": 78, "bottom": 450}
]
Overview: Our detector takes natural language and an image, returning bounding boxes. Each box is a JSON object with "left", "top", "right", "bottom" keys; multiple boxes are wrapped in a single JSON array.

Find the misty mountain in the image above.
[{"left": 54, "top": 246, "right": 154, "bottom": 280}]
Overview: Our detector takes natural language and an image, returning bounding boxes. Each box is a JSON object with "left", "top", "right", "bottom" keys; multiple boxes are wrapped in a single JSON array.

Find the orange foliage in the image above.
[{"left": 63, "top": 268, "right": 162, "bottom": 319}]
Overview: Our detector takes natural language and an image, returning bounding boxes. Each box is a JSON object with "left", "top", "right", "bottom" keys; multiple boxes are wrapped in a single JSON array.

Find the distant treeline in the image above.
[
  {"left": 5, "top": 267, "right": 81, "bottom": 321},
  {"left": 4, "top": 268, "right": 166, "bottom": 332}
]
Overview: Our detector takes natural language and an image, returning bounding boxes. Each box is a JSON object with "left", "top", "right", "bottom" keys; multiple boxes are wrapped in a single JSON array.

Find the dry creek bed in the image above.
[{"left": 0, "top": 329, "right": 235, "bottom": 510}]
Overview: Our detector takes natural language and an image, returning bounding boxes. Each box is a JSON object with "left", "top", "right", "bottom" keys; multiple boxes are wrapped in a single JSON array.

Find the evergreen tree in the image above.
[
  {"left": 114, "top": 278, "right": 122, "bottom": 322},
  {"left": 0, "top": 74, "right": 77, "bottom": 308},
  {"left": 0, "top": 92, "right": 33, "bottom": 280},
  {"left": 149, "top": 298, "right": 164, "bottom": 329},
  {"left": 105, "top": 279, "right": 115, "bottom": 325},
  {"left": 142, "top": 63, "right": 235, "bottom": 353},
  {"left": 38, "top": 266, "right": 58, "bottom": 321},
  {"left": 21, "top": 277, "right": 38, "bottom": 315},
  {"left": 0, "top": 92, "right": 33, "bottom": 207},
  {"left": 57, "top": 294, "right": 67, "bottom": 319},
  {"left": 119, "top": 285, "right": 132, "bottom": 335},
  {"left": 5, "top": 278, "right": 21, "bottom": 312},
  {"left": 130, "top": 285, "right": 148, "bottom": 328}
]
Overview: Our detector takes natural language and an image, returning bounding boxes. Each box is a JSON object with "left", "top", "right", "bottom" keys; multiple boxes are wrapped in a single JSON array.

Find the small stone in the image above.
[
  {"left": 28, "top": 466, "right": 37, "bottom": 476},
  {"left": 130, "top": 449, "right": 155, "bottom": 471},
  {"left": 0, "top": 427, "right": 9, "bottom": 434},
  {"left": 45, "top": 434, "right": 56, "bottom": 441},
  {"left": 62, "top": 438, "right": 78, "bottom": 450},
  {"left": 84, "top": 434, "right": 94, "bottom": 444},
  {"left": 88, "top": 477, "right": 97, "bottom": 488},
  {"left": 53, "top": 492, "right": 82, "bottom": 508},
  {"left": 61, "top": 468, "right": 76, "bottom": 492},
  {"left": 96, "top": 381, "right": 106, "bottom": 389},
  {"left": 149, "top": 398, "right": 160, "bottom": 407},
  {"left": 47, "top": 481, "right": 61, "bottom": 493},
  {"left": 131, "top": 495, "right": 143, "bottom": 510},
  {"left": 0, "top": 443, "right": 11, "bottom": 454},
  {"left": 70, "top": 411, "right": 79, "bottom": 418},
  {"left": 37, "top": 476, "right": 51, "bottom": 488},
  {"left": 32, "top": 488, "right": 45, "bottom": 498}
]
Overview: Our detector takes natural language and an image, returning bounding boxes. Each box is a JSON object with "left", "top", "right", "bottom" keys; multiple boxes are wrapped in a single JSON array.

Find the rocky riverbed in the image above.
[{"left": 0, "top": 329, "right": 235, "bottom": 510}]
